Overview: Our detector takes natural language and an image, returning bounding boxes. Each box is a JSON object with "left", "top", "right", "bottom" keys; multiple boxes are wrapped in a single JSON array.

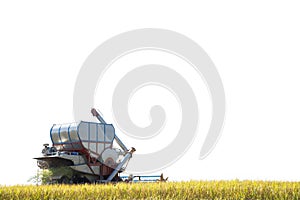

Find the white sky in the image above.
[{"left": 1, "top": 1, "right": 300, "bottom": 185}]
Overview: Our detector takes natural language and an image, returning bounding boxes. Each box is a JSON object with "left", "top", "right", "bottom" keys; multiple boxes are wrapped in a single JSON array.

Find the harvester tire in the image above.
[{"left": 60, "top": 176, "right": 70, "bottom": 184}]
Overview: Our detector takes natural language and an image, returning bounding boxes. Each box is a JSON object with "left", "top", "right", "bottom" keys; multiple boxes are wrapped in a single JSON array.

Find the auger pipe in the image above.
[
  {"left": 91, "top": 108, "right": 106, "bottom": 124},
  {"left": 106, "top": 147, "right": 136, "bottom": 182},
  {"left": 91, "top": 108, "right": 129, "bottom": 152}
]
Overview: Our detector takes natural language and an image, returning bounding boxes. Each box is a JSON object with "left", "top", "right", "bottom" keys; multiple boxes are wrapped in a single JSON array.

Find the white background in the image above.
[{"left": 0, "top": 1, "right": 300, "bottom": 185}]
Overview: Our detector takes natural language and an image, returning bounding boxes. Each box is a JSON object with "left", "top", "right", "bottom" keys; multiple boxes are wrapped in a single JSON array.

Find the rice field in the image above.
[{"left": 1, "top": 180, "right": 300, "bottom": 200}]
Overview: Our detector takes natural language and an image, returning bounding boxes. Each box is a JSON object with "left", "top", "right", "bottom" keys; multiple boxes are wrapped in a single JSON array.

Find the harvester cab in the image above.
[{"left": 34, "top": 108, "right": 135, "bottom": 184}]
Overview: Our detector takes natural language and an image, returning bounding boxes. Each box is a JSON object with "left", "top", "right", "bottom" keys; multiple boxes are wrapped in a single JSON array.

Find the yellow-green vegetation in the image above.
[{"left": 1, "top": 180, "right": 300, "bottom": 200}]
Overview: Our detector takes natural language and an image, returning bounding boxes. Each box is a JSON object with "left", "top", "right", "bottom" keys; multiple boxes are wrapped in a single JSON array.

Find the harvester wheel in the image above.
[{"left": 60, "top": 176, "right": 70, "bottom": 184}]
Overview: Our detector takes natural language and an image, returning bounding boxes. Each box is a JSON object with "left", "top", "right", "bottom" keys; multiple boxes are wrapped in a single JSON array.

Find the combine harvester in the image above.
[{"left": 34, "top": 108, "right": 166, "bottom": 184}]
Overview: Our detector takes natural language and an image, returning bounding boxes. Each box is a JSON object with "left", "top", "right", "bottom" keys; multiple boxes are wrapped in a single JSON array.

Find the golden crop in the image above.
[{"left": 1, "top": 180, "right": 300, "bottom": 200}]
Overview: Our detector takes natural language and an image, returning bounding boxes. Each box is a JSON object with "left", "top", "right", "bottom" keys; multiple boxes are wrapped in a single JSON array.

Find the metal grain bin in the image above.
[{"left": 50, "top": 121, "right": 115, "bottom": 160}]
